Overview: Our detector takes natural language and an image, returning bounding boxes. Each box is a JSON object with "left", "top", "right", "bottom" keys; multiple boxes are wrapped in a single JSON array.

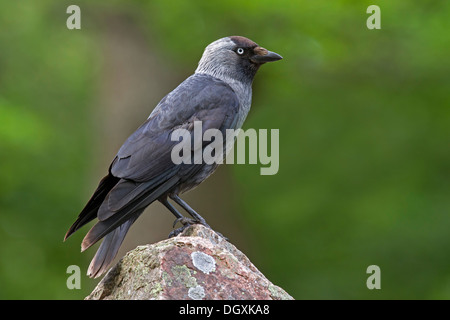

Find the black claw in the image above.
[
  {"left": 168, "top": 226, "right": 185, "bottom": 238},
  {"left": 168, "top": 218, "right": 228, "bottom": 241},
  {"left": 169, "top": 217, "right": 195, "bottom": 237},
  {"left": 172, "top": 217, "right": 183, "bottom": 228},
  {"left": 172, "top": 217, "right": 197, "bottom": 228}
]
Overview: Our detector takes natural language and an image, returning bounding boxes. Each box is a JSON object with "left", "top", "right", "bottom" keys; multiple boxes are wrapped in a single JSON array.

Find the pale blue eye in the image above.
[{"left": 237, "top": 48, "right": 244, "bottom": 55}]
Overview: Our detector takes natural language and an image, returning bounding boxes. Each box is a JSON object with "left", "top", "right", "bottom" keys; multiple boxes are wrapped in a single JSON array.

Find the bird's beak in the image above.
[{"left": 251, "top": 46, "right": 283, "bottom": 64}]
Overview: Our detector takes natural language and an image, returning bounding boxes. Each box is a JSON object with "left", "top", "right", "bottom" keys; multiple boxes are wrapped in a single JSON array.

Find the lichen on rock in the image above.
[{"left": 85, "top": 224, "right": 294, "bottom": 300}]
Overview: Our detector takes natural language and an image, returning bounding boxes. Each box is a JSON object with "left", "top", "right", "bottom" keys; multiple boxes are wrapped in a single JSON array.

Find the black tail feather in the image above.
[
  {"left": 81, "top": 175, "right": 179, "bottom": 251},
  {"left": 87, "top": 212, "right": 141, "bottom": 278},
  {"left": 64, "top": 173, "right": 120, "bottom": 241}
]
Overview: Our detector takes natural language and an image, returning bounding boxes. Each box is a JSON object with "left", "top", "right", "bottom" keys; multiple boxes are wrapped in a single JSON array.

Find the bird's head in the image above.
[{"left": 195, "top": 36, "right": 282, "bottom": 84}]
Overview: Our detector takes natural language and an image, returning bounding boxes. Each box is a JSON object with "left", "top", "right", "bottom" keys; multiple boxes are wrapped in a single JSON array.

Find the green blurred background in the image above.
[{"left": 0, "top": 0, "right": 449, "bottom": 299}]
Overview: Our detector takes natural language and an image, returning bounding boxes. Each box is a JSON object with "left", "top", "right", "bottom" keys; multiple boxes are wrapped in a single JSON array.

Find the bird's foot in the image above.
[
  {"left": 172, "top": 217, "right": 198, "bottom": 228},
  {"left": 168, "top": 217, "right": 228, "bottom": 240},
  {"left": 169, "top": 217, "right": 202, "bottom": 238}
]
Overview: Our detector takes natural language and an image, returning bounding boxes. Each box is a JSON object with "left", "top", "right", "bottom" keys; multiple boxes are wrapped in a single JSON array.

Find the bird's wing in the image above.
[
  {"left": 110, "top": 74, "right": 240, "bottom": 182},
  {"left": 81, "top": 75, "right": 240, "bottom": 251}
]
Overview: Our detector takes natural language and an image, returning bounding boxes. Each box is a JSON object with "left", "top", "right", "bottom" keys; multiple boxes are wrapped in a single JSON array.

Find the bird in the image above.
[{"left": 64, "top": 36, "right": 282, "bottom": 278}]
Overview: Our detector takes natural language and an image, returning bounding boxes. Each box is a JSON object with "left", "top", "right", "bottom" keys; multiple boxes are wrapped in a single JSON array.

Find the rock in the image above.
[{"left": 85, "top": 224, "right": 294, "bottom": 300}]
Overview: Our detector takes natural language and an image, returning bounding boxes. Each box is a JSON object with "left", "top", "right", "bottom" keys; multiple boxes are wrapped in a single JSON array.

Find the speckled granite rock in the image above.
[{"left": 85, "top": 224, "right": 293, "bottom": 300}]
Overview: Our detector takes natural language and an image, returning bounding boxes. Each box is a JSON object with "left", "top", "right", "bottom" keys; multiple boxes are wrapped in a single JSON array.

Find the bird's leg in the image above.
[
  {"left": 170, "top": 194, "right": 228, "bottom": 240},
  {"left": 159, "top": 197, "right": 197, "bottom": 238},
  {"left": 169, "top": 195, "right": 210, "bottom": 228},
  {"left": 159, "top": 197, "right": 184, "bottom": 220}
]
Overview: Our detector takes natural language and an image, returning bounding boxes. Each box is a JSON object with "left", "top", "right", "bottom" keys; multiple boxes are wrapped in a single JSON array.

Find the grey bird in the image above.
[{"left": 64, "top": 36, "right": 282, "bottom": 278}]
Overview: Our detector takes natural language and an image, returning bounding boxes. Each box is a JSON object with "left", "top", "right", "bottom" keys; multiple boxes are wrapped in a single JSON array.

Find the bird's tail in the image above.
[
  {"left": 81, "top": 175, "right": 180, "bottom": 278},
  {"left": 86, "top": 212, "right": 142, "bottom": 278},
  {"left": 64, "top": 173, "right": 120, "bottom": 241}
]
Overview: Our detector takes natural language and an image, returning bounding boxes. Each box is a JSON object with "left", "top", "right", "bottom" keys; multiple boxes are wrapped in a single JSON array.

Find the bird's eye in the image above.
[{"left": 236, "top": 48, "right": 245, "bottom": 55}]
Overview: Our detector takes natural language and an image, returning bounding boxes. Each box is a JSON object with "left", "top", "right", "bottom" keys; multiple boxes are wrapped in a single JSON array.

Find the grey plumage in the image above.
[{"left": 64, "top": 36, "right": 282, "bottom": 278}]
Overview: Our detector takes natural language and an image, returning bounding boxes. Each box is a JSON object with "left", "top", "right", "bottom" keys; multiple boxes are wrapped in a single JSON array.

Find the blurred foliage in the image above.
[
  {"left": 0, "top": 0, "right": 449, "bottom": 299},
  {"left": 0, "top": 0, "right": 96, "bottom": 299}
]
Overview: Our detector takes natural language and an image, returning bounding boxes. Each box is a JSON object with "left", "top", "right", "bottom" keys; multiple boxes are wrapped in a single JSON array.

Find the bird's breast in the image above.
[{"left": 226, "top": 79, "right": 252, "bottom": 130}]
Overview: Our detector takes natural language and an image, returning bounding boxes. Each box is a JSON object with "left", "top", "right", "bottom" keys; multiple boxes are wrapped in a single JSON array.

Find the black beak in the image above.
[{"left": 251, "top": 49, "right": 283, "bottom": 64}]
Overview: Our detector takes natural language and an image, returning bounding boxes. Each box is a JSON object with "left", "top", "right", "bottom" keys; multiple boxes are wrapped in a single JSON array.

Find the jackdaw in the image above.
[{"left": 64, "top": 36, "right": 282, "bottom": 278}]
